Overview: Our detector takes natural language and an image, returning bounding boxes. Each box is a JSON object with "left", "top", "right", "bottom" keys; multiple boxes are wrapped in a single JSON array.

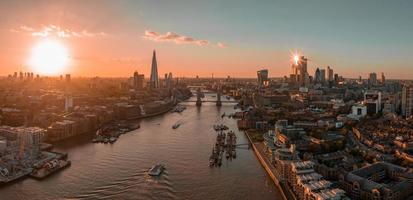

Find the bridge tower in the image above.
[
  {"left": 216, "top": 85, "right": 222, "bottom": 106},
  {"left": 196, "top": 88, "right": 202, "bottom": 106}
]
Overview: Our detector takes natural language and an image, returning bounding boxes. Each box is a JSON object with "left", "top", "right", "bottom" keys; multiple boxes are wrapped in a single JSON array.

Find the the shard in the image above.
[{"left": 150, "top": 50, "right": 159, "bottom": 88}]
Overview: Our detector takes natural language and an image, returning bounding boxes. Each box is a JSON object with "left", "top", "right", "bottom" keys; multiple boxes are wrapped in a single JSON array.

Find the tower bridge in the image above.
[{"left": 187, "top": 86, "right": 236, "bottom": 106}]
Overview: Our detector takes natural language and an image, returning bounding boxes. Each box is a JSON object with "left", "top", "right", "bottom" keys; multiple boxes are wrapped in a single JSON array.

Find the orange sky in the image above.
[{"left": 0, "top": 1, "right": 412, "bottom": 79}]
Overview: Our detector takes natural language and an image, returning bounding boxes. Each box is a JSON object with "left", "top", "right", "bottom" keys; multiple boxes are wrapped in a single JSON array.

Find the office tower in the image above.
[
  {"left": 133, "top": 71, "right": 144, "bottom": 90},
  {"left": 369, "top": 72, "right": 377, "bottom": 85},
  {"left": 334, "top": 74, "right": 339, "bottom": 83},
  {"left": 257, "top": 69, "right": 269, "bottom": 87},
  {"left": 327, "top": 66, "right": 333, "bottom": 82},
  {"left": 320, "top": 69, "right": 326, "bottom": 83},
  {"left": 291, "top": 56, "right": 308, "bottom": 86},
  {"left": 401, "top": 85, "right": 413, "bottom": 117},
  {"left": 381, "top": 72, "right": 386, "bottom": 84},
  {"left": 364, "top": 90, "right": 382, "bottom": 115},
  {"left": 168, "top": 73, "right": 173, "bottom": 88},
  {"left": 314, "top": 68, "right": 321, "bottom": 83},
  {"left": 149, "top": 50, "right": 159, "bottom": 88}
]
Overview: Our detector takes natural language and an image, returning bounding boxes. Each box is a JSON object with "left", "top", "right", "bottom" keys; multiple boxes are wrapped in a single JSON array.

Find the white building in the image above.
[
  {"left": 348, "top": 104, "right": 367, "bottom": 120},
  {"left": 364, "top": 90, "right": 382, "bottom": 115}
]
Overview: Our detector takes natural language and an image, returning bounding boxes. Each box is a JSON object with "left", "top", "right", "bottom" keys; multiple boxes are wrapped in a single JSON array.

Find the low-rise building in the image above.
[{"left": 339, "top": 162, "right": 413, "bottom": 200}]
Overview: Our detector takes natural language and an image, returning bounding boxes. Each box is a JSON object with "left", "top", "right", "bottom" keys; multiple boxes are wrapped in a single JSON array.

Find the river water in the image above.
[{"left": 0, "top": 93, "right": 282, "bottom": 200}]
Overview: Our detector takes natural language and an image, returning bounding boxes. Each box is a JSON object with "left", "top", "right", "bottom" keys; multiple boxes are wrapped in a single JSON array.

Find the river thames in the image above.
[{"left": 0, "top": 93, "right": 282, "bottom": 200}]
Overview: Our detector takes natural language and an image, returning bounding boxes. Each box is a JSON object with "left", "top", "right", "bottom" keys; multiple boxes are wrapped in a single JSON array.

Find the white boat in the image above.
[
  {"left": 148, "top": 164, "right": 165, "bottom": 176},
  {"left": 109, "top": 137, "right": 117, "bottom": 143}
]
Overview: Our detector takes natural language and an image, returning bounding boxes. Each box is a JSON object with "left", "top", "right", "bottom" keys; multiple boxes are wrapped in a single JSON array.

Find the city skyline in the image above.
[{"left": 1, "top": 0, "right": 413, "bottom": 79}]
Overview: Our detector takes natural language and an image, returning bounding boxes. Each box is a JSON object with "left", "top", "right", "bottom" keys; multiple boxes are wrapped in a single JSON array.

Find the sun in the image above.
[{"left": 28, "top": 39, "right": 70, "bottom": 75}]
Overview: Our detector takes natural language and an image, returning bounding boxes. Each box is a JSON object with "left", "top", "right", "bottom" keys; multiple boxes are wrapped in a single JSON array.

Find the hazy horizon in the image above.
[{"left": 1, "top": 0, "right": 412, "bottom": 79}]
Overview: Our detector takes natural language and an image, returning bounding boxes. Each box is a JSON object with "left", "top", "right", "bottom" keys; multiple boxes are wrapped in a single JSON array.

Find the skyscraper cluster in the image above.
[{"left": 8, "top": 71, "right": 36, "bottom": 81}]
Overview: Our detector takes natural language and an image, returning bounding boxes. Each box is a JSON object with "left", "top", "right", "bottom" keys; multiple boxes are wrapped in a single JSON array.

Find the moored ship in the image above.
[
  {"left": 30, "top": 159, "right": 71, "bottom": 180},
  {"left": 0, "top": 168, "right": 32, "bottom": 186}
]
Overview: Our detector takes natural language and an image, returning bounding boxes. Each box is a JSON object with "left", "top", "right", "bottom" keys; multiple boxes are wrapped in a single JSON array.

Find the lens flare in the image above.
[
  {"left": 293, "top": 55, "right": 299, "bottom": 65},
  {"left": 28, "top": 39, "right": 69, "bottom": 75}
]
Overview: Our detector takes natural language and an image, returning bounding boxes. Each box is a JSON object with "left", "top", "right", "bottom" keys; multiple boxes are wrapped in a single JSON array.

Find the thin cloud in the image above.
[
  {"left": 217, "top": 42, "right": 228, "bottom": 48},
  {"left": 143, "top": 30, "right": 211, "bottom": 47},
  {"left": 10, "top": 24, "right": 108, "bottom": 38}
]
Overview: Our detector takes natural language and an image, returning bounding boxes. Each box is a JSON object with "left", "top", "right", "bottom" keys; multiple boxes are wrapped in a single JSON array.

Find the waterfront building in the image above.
[
  {"left": 0, "top": 126, "right": 45, "bottom": 147},
  {"left": 149, "top": 50, "right": 159, "bottom": 88},
  {"left": 401, "top": 84, "right": 413, "bottom": 117},
  {"left": 289, "top": 161, "right": 315, "bottom": 179},
  {"left": 274, "top": 145, "right": 299, "bottom": 181},
  {"left": 339, "top": 162, "right": 413, "bottom": 200},
  {"left": 47, "top": 120, "right": 76, "bottom": 142}
]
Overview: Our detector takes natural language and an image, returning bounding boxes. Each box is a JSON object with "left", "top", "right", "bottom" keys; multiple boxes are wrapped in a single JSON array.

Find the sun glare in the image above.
[
  {"left": 290, "top": 50, "right": 301, "bottom": 65},
  {"left": 28, "top": 39, "right": 69, "bottom": 75},
  {"left": 293, "top": 55, "right": 299, "bottom": 65}
]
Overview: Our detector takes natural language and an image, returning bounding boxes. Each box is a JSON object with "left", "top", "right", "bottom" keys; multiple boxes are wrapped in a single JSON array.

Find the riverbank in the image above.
[
  {"left": 1, "top": 92, "right": 282, "bottom": 200},
  {"left": 244, "top": 130, "right": 291, "bottom": 200}
]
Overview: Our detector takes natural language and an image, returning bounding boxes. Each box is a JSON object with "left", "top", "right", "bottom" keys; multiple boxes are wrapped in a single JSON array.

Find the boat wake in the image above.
[{"left": 72, "top": 170, "right": 176, "bottom": 200}]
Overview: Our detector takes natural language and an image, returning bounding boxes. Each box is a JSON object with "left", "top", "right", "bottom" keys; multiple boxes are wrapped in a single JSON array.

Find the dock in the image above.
[
  {"left": 30, "top": 160, "right": 71, "bottom": 180},
  {"left": 209, "top": 128, "right": 237, "bottom": 167}
]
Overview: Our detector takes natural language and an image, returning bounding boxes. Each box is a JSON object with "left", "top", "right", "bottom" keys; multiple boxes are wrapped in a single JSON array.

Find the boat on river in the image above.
[
  {"left": 148, "top": 164, "right": 165, "bottom": 176},
  {"left": 172, "top": 123, "right": 180, "bottom": 129}
]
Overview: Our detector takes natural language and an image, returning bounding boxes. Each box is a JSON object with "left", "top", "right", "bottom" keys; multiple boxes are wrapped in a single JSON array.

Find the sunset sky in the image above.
[{"left": 0, "top": 0, "right": 412, "bottom": 79}]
